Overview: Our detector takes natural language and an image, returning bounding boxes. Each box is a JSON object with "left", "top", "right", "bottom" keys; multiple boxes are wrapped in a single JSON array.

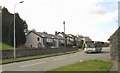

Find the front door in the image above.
[{"left": 38, "top": 42, "right": 42, "bottom": 48}]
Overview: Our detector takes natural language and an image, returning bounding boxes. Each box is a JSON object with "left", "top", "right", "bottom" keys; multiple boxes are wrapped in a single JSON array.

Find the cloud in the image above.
[
  {"left": 100, "top": 0, "right": 119, "bottom": 2},
  {"left": 90, "top": 5, "right": 107, "bottom": 14},
  {"left": 0, "top": 0, "right": 118, "bottom": 42}
]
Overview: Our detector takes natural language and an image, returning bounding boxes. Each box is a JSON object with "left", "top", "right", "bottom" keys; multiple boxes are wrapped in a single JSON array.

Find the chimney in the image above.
[
  {"left": 43, "top": 31, "right": 47, "bottom": 34},
  {"left": 55, "top": 31, "right": 58, "bottom": 35}
]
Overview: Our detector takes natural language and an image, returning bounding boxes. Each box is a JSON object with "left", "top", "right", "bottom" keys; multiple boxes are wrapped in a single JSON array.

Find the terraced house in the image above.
[{"left": 25, "top": 31, "right": 65, "bottom": 48}]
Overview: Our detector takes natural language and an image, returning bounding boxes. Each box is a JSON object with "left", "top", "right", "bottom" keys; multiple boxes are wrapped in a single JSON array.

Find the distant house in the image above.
[
  {"left": 76, "top": 35, "right": 84, "bottom": 41},
  {"left": 25, "top": 31, "right": 65, "bottom": 48},
  {"left": 108, "top": 27, "right": 120, "bottom": 60},
  {"left": 84, "top": 36, "right": 92, "bottom": 42},
  {"left": 25, "top": 31, "right": 55, "bottom": 48},
  {"left": 40, "top": 32, "right": 54, "bottom": 48},
  {"left": 67, "top": 34, "right": 77, "bottom": 46},
  {"left": 50, "top": 34, "right": 65, "bottom": 48},
  {"left": 76, "top": 35, "right": 85, "bottom": 48},
  {"left": 49, "top": 34, "right": 59, "bottom": 48},
  {"left": 81, "top": 36, "right": 92, "bottom": 44},
  {"left": 67, "top": 34, "right": 74, "bottom": 45},
  {"left": 25, "top": 31, "right": 44, "bottom": 48},
  {"left": 55, "top": 32, "right": 76, "bottom": 46},
  {"left": 56, "top": 35, "right": 65, "bottom": 47}
]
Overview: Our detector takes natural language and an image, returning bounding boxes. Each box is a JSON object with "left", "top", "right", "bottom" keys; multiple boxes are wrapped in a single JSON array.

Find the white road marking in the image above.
[
  {"left": 52, "top": 57, "right": 66, "bottom": 61},
  {"left": 80, "top": 60, "right": 83, "bottom": 62},
  {"left": 20, "top": 61, "right": 45, "bottom": 67},
  {"left": 0, "top": 66, "right": 3, "bottom": 72},
  {"left": 0, "top": 69, "right": 4, "bottom": 72},
  {"left": 52, "top": 59, "right": 57, "bottom": 61},
  {"left": 69, "top": 55, "right": 77, "bottom": 57}
]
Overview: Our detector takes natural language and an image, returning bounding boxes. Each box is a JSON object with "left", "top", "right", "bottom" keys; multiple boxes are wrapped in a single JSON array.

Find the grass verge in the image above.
[
  {"left": 0, "top": 43, "right": 13, "bottom": 50},
  {"left": 46, "top": 60, "right": 113, "bottom": 73},
  {"left": 2, "top": 50, "right": 80, "bottom": 64}
]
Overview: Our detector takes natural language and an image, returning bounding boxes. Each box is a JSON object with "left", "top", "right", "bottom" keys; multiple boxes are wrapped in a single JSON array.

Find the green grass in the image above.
[
  {"left": 2, "top": 50, "right": 79, "bottom": 64},
  {"left": 0, "top": 43, "right": 13, "bottom": 50},
  {"left": 47, "top": 60, "right": 113, "bottom": 73}
]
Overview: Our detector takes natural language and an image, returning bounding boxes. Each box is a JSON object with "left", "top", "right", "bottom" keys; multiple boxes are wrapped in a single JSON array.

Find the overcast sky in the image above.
[{"left": 0, "top": 0, "right": 119, "bottom": 42}]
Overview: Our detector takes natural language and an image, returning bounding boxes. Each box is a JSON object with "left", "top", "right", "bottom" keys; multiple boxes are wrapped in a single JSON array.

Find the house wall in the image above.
[
  {"left": 25, "top": 32, "right": 43, "bottom": 48},
  {"left": 109, "top": 36, "right": 118, "bottom": 59},
  {"left": 58, "top": 39, "right": 65, "bottom": 47},
  {"left": 109, "top": 27, "right": 120, "bottom": 73},
  {"left": 43, "top": 38, "right": 54, "bottom": 48},
  {"left": 109, "top": 27, "right": 120, "bottom": 60},
  {"left": 53, "top": 39, "right": 59, "bottom": 48}
]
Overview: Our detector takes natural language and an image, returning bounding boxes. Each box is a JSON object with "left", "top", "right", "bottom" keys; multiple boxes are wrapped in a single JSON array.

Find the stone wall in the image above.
[
  {"left": 109, "top": 36, "right": 118, "bottom": 60},
  {"left": 109, "top": 27, "right": 120, "bottom": 73},
  {"left": 109, "top": 27, "right": 120, "bottom": 60},
  {"left": 2, "top": 47, "right": 79, "bottom": 59}
]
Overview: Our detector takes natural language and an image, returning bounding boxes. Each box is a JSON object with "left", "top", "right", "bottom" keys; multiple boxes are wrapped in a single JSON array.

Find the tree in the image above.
[
  {"left": 2, "top": 7, "right": 27, "bottom": 47},
  {"left": 77, "top": 40, "right": 84, "bottom": 48},
  {"left": 23, "top": 20, "right": 28, "bottom": 33},
  {"left": 0, "top": 7, "right": 2, "bottom": 42},
  {"left": 31, "top": 28, "right": 36, "bottom": 32}
]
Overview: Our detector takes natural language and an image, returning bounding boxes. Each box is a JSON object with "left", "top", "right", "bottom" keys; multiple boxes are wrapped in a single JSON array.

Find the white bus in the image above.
[{"left": 84, "top": 41, "right": 102, "bottom": 53}]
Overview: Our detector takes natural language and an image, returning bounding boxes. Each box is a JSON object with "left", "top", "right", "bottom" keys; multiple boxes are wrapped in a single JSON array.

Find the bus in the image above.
[{"left": 84, "top": 41, "right": 102, "bottom": 53}]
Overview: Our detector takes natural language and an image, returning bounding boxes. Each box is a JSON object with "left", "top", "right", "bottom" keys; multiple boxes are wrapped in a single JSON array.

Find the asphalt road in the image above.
[{"left": 2, "top": 47, "right": 111, "bottom": 71}]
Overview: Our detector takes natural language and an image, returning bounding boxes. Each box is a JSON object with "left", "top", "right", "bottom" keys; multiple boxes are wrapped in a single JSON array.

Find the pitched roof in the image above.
[
  {"left": 36, "top": 32, "right": 53, "bottom": 38},
  {"left": 55, "top": 35, "right": 65, "bottom": 40},
  {"left": 49, "top": 34, "right": 65, "bottom": 40},
  {"left": 26, "top": 31, "right": 65, "bottom": 39},
  {"left": 108, "top": 26, "right": 120, "bottom": 41},
  {"left": 26, "top": 31, "right": 43, "bottom": 37}
]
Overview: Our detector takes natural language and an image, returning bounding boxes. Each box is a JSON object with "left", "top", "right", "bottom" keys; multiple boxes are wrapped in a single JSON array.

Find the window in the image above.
[{"left": 37, "top": 37, "right": 40, "bottom": 41}]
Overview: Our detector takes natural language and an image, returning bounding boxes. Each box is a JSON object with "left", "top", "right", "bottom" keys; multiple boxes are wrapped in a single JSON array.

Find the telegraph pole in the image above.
[
  {"left": 63, "top": 21, "right": 67, "bottom": 47},
  {"left": 63, "top": 21, "right": 65, "bottom": 33}
]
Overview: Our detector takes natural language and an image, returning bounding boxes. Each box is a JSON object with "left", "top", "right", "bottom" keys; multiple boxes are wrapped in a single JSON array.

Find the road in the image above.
[{"left": 2, "top": 47, "right": 111, "bottom": 71}]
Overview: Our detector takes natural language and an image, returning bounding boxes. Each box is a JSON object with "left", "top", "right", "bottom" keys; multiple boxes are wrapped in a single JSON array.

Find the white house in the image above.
[
  {"left": 56, "top": 35, "right": 65, "bottom": 47},
  {"left": 48, "top": 34, "right": 65, "bottom": 48},
  {"left": 25, "top": 31, "right": 65, "bottom": 48},
  {"left": 25, "top": 31, "right": 44, "bottom": 48},
  {"left": 40, "top": 32, "right": 54, "bottom": 48},
  {"left": 49, "top": 34, "right": 59, "bottom": 48}
]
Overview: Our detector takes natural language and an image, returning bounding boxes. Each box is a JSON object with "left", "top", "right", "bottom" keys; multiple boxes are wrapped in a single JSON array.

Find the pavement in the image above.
[
  {"left": 110, "top": 60, "right": 118, "bottom": 71},
  {"left": 1, "top": 47, "right": 118, "bottom": 72}
]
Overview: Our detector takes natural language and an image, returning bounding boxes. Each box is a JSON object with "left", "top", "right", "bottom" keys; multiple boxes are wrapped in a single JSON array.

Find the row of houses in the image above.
[
  {"left": 25, "top": 31, "right": 65, "bottom": 48},
  {"left": 25, "top": 31, "right": 92, "bottom": 48}
]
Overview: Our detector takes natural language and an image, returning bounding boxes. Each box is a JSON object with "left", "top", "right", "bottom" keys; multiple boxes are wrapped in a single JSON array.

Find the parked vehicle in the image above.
[{"left": 84, "top": 41, "right": 102, "bottom": 53}]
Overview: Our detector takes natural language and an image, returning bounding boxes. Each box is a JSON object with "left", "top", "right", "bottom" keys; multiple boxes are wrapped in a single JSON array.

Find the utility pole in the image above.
[
  {"left": 63, "top": 21, "right": 65, "bottom": 33},
  {"left": 63, "top": 21, "right": 67, "bottom": 47}
]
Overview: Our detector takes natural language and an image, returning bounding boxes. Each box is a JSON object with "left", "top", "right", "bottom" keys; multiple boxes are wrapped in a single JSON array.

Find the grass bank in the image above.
[
  {"left": 0, "top": 43, "right": 13, "bottom": 50},
  {"left": 47, "top": 60, "right": 113, "bottom": 73},
  {"left": 2, "top": 50, "right": 80, "bottom": 64}
]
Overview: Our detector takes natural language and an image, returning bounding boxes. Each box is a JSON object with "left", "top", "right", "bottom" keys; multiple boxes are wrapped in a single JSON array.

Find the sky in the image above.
[{"left": 0, "top": 0, "right": 119, "bottom": 42}]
